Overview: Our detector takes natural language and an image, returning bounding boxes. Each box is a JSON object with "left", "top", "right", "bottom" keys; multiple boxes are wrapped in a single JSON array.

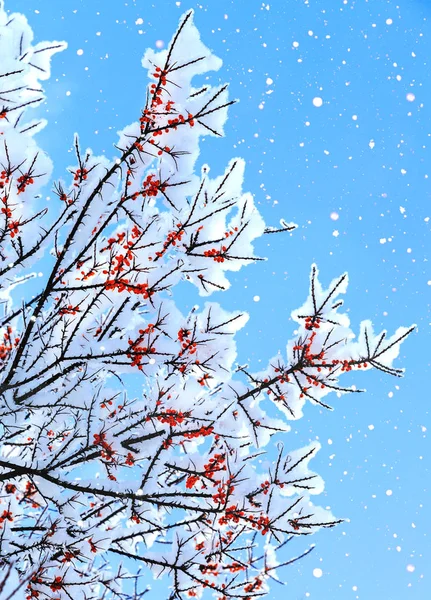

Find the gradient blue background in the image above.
[{"left": 5, "top": 0, "right": 430, "bottom": 598}]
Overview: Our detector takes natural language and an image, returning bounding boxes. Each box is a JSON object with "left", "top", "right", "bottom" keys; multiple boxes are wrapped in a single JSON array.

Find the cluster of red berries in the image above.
[
  {"left": 59, "top": 304, "right": 80, "bottom": 316},
  {"left": 0, "top": 326, "right": 20, "bottom": 362},
  {"left": 59, "top": 192, "right": 73, "bottom": 204},
  {"left": 93, "top": 432, "right": 115, "bottom": 461},
  {"left": 218, "top": 505, "right": 245, "bottom": 526},
  {"left": 1, "top": 205, "right": 12, "bottom": 218},
  {"left": 16, "top": 173, "right": 34, "bottom": 194},
  {"left": 157, "top": 409, "right": 185, "bottom": 426},
  {"left": 304, "top": 316, "right": 321, "bottom": 330},
  {"left": 248, "top": 514, "right": 271, "bottom": 535},
  {"left": 8, "top": 220, "right": 20, "bottom": 238},
  {"left": 0, "top": 169, "right": 9, "bottom": 189},
  {"left": 126, "top": 341, "right": 156, "bottom": 370},
  {"left": 141, "top": 173, "right": 166, "bottom": 198},
  {"left": 204, "top": 453, "right": 226, "bottom": 480},
  {"left": 105, "top": 279, "right": 152, "bottom": 299},
  {"left": 182, "top": 425, "right": 214, "bottom": 440},
  {"left": 73, "top": 167, "right": 88, "bottom": 187},
  {"left": 125, "top": 452, "right": 135, "bottom": 466},
  {"left": 0, "top": 509, "right": 13, "bottom": 528},
  {"left": 204, "top": 246, "right": 227, "bottom": 263}
]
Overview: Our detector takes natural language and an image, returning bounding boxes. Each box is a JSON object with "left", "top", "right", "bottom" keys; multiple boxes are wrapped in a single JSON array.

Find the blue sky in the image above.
[{"left": 6, "top": 0, "right": 430, "bottom": 598}]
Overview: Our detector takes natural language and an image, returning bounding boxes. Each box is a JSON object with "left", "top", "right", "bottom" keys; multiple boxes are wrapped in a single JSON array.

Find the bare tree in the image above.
[{"left": 0, "top": 4, "right": 414, "bottom": 600}]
